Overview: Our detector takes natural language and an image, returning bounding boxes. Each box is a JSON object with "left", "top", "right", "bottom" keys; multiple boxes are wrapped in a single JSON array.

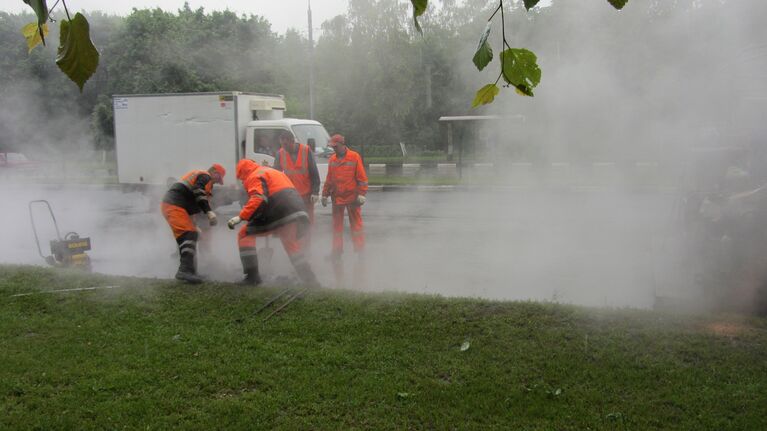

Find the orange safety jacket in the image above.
[
  {"left": 237, "top": 159, "right": 309, "bottom": 233},
  {"left": 322, "top": 149, "right": 368, "bottom": 205},
  {"left": 162, "top": 170, "right": 214, "bottom": 214},
  {"left": 277, "top": 144, "right": 315, "bottom": 197}
]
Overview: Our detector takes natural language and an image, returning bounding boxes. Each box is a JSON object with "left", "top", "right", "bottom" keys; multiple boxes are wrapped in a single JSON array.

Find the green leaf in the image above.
[
  {"left": 471, "top": 84, "right": 500, "bottom": 108},
  {"left": 56, "top": 13, "right": 100, "bottom": 92},
  {"left": 22, "top": 0, "right": 48, "bottom": 45},
  {"left": 514, "top": 84, "right": 534, "bottom": 97},
  {"left": 524, "top": 0, "right": 541, "bottom": 10},
  {"left": 411, "top": 0, "right": 428, "bottom": 34},
  {"left": 411, "top": 0, "right": 428, "bottom": 17},
  {"left": 500, "top": 48, "right": 541, "bottom": 97},
  {"left": 472, "top": 22, "right": 493, "bottom": 71},
  {"left": 607, "top": 0, "right": 629, "bottom": 9},
  {"left": 22, "top": 22, "right": 49, "bottom": 53}
]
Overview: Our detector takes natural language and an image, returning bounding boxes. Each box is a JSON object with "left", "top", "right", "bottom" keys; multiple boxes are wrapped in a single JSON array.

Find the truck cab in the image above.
[
  {"left": 242, "top": 119, "right": 331, "bottom": 179},
  {"left": 234, "top": 94, "right": 332, "bottom": 169}
]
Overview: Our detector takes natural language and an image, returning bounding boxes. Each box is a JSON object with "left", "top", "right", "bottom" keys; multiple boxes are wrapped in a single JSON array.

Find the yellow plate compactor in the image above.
[{"left": 29, "top": 200, "right": 92, "bottom": 271}]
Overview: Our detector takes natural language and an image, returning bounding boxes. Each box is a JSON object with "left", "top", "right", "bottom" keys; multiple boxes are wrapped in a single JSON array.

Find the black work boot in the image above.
[
  {"left": 294, "top": 262, "right": 320, "bottom": 288},
  {"left": 176, "top": 252, "right": 203, "bottom": 284},
  {"left": 239, "top": 254, "right": 262, "bottom": 286},
  {"left": 239, "top": 269, "right": 262, "bottom": 286},
  {"left": 175, "top": 233, "right": 203, "bottom": 284}
]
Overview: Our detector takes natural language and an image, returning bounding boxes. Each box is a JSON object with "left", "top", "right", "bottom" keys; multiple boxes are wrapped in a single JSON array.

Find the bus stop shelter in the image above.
[{"left": 438, "top": 115, "right": 525, "bottom": 178}]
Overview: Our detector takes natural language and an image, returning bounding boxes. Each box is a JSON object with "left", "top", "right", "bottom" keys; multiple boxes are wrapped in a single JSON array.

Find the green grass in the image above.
[{"left": 1, "top": 265, "right": 766, "bottom": 430}]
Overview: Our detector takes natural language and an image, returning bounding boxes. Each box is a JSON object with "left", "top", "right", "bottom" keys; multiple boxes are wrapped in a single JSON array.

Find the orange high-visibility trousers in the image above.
[
  {"left": 161, "top": 202, "right": 196, "bottom": 238},
  {"left": 332, "top": 204, "right": 364, "bottom": 254},
  {"left": 237, "top": 221, "right": 303, "bottom": 259}
]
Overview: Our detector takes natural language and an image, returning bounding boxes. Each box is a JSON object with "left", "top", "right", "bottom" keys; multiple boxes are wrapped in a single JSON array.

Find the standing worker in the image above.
[
  {"left": 161, "top": 164, "right": 226, "bottom": 284},
  {"left": 321, "top": 134, "right": 368, "bottom": 282},
  {"left": 227, "top": 159, "right": 319, "bottom": 286},
  {"left": 274, "top": 130, "right": 320, "bottom": 224}
]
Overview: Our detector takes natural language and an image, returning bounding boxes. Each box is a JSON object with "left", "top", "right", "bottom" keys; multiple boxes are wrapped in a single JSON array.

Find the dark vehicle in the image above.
[{"left": 678, "top": 145, "right": 767, "bottom": 315}]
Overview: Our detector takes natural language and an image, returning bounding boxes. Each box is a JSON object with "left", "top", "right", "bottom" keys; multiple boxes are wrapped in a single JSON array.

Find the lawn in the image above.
[{"left": 1, "top": 265, "right": 766, "bottom": 430}]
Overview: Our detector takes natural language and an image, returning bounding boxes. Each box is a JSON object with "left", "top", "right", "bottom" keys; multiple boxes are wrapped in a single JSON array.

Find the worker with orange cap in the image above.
[
  {"left": 321, "top": 134, "right": 368, "bottom": 282},
  {"left": 161, "top": 163, "right": 226, "bottom": 284},
  {"left": 227, "top": 158, "right": 318, "bottom": 286}
]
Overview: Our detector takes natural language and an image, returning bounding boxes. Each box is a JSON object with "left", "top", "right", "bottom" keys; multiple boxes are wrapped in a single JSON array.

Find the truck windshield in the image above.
[{"left": 292, "top": 124, "right": 330, "bottom": 154}]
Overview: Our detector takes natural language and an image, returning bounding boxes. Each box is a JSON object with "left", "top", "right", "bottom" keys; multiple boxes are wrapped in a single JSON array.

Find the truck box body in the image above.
[{"left": 113, "top": 92, "right": 294, "bottom": 186}]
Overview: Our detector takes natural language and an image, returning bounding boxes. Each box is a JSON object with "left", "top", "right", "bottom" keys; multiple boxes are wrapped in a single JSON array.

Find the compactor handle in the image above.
[{"left": 28, "top": 200, "right": 62, "bottom": 260}]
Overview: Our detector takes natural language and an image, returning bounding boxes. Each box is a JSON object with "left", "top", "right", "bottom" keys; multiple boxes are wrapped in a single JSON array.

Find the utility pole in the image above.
[{"left": 308, "top": 0, "right": 315, "bottom": 120}]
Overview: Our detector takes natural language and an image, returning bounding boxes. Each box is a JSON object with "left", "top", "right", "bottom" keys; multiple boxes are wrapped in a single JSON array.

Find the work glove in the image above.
[
  {"left": 356, "top": 195, "right": 366, "bottom": 206},
  {"left": 206, "top": 211, "right": 218, "bottom": 226},
  {"left": 321, "top": 196, "right": 329, "bottom": 207},
  {"left": 310, "top": 194, "right": 319, "bottom": 205},
  {"left": 227, "top": 216, "right": 242, "bottom": 230}
]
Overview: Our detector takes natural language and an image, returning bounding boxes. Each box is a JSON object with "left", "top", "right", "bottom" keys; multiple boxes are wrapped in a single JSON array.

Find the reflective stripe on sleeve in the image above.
[{"left": 329, "top": 161, "right": 358, "bottom": 168}]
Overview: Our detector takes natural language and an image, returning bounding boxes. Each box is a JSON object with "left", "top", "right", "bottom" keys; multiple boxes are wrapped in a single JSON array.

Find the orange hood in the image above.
[{"left": 236, "top": 159, "right": 260, "bottom": 181}]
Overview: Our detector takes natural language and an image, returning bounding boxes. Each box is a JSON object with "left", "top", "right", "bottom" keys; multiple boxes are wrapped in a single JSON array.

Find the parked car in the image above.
[{"left": 0, "top": 152, "right": 40, "bottom": 170}]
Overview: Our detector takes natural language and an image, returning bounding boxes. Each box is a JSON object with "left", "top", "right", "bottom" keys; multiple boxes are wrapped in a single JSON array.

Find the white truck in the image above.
[{"left": 112, "top": 92, "right": 332, "bottom": 188}]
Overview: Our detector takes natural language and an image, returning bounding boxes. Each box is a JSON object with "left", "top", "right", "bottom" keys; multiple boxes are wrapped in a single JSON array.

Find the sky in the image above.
[{"left": 4, "top": 0, "right": 350, "bottom": 35}]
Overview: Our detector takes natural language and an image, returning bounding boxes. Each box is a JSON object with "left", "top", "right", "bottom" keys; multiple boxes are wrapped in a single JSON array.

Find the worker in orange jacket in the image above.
[
  {"left": 227, "top": 159, "right": 318, "bottom": 286},
  {"left": 274, "top": 130, "right": 321, "bottom": 224},
  {"left": 161, "top": 164, "right": 226, "bottom": 284},
  {"left": 321, "top": 134, "right": 368, "bottom": 274}
]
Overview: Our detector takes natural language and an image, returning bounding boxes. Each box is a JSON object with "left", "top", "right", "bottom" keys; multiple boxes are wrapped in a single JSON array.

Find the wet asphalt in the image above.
[{"left": 2, "top": 184, "right": 680, "bottom": 308}]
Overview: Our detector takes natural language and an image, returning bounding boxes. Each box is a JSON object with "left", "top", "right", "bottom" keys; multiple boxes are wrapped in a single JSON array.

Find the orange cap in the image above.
[
  {"left": 329, "top": 134, "right": 345, "bottom": 147},
  {"left": 210, "top": 163, "right": 226, "bottom": 184}
]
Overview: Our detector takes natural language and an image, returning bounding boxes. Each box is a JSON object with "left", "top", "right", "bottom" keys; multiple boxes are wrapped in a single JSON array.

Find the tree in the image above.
[{"left": 19, "top": 0, "right": 630, "bottom": 102}]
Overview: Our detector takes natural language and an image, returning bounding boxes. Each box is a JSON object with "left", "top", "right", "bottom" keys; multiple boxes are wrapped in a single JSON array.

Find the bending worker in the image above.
[
  {"left": 161, "top": 164, "right": 226, "bottom": 284},
  {"left": 227, "top": 159, "right": 319, "bottom": 286},
  {"left": 321, "top": 134, "right": 368, "bottom": 271},
  {"left": 274, "top": 130, "right": 320, "bottom": 224}
]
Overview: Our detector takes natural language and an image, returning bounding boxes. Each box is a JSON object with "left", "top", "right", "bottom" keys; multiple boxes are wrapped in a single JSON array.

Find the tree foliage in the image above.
[{"left": 3, "top": 0, "right": 761, "bottom": 163}]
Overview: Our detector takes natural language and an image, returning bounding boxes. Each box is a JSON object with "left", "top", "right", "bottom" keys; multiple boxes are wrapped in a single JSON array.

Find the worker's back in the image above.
[{"left": 237, "top": 159, "right": 308, "bottom": 233}]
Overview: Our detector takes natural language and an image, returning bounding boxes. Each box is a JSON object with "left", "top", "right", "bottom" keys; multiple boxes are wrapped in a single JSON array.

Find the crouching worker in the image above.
[
  {"left": 161, "top": 163, "right": 226, "bottom": 284},
  {"left": 227, "top": 159, "right": 319, "bottom": 286}
]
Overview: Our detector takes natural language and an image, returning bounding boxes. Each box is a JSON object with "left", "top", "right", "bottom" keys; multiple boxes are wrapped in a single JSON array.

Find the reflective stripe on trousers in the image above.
[{"left": 179, "top": 240, "right": 197, "bottom": 256}]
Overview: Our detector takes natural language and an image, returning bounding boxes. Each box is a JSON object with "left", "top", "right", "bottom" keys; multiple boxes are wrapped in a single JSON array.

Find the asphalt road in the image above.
[{"left": 2, "top": 185, "right": 680, "bottom": 308}]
